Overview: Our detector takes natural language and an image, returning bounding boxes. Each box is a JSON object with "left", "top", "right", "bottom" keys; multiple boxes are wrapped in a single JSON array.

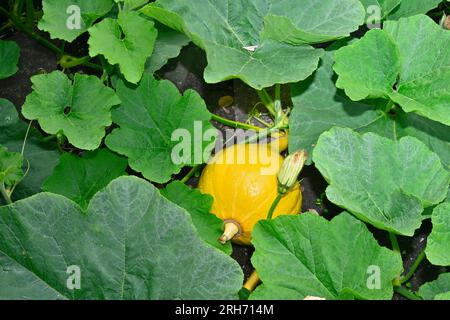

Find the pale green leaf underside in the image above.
[
  {"left": 88, "top": 11, "right": 157, "bottom": 84},
  {"left": 43, "top": 149, "right": 128, "bottom": 210},
  {"left": 144, "top": 24, "right": 190, "bottom": 74},
  {"left": 0, "top": 99, "right": 60, "bottom": 202},
  {"left": 161, "top": 181, "right": 232, "bottom": 255},
  {"left": 38, "top": 0, "right": 115, "bottom": 42},
  {"left": 426, "top": 203, "right": 450, "bottom": 266},
  {"left": 289, "top": 49, "right": 450, "bottom": 169},
  {"left": 0, "top": 40, "right": 20, "bottom": 80},
  {"left": 313, "top": 127, "right": 450, "bottom": 236},
  {"left": 142, "top": 0, "right": 325, "bottom": 89},
  {"left": 334, "top": 15, "right": 450, "bottom": 126},
  {"left": 419, "top": 273, "right": 450, "bottom": 300},
  {"left": 106, "top": 75, "right": 217, "bottom": 183},
  {"left": 0, "top": 176, "right": 243, "bottom": 299},
  {"left": 22, "top": 71, "right": 120, "bottom": 150},
  {"left": 251, "top": 213, "right": 402, "bottom": 300}
]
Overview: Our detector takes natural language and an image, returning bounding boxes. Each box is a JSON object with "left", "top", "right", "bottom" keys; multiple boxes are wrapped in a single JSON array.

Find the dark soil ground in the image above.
[{"left": 1, "top": 29, "right": 447, "bottom": 300}]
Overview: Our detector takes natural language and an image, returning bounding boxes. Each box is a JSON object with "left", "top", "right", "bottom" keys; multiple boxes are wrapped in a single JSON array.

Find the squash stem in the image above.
[
  {"left": 219, "top": 221, "right": 240, "bottom": 244},
  {"left": 393, "top": 286, "right": 422, "bottom": 300},
  {"left": 211, "top": 114, "right": 261, "bottom": 131},
  {"left": 243, "top": 270, "right": 261, "bottom": 292},
  {"left": 389, "top": 232, "right": 401, "bottom": 254},
  {"left": 0, "top": 183, "right": 12, "bottom": 205},
  {"left": 400, "top": 250, "right": 426, "bottom": 284},
  {"left": 266, "top": 193, "right": 283, "bottom": 220},
  {"left": 180, "top": 165, "right": 202, "bottom": 184},
  {"left": 256, "top": 89, "right": 276, "bottom": 117}
]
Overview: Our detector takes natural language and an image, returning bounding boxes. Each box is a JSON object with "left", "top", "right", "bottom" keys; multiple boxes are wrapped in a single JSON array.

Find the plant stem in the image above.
[
  {"left": 389, "top": 232, "right": 401, "bottom": 254},
  {"left": 401, "top": 250, "right": 426, "bottom": 284},
  {"left": 256, "top": 89, "right": 276, "bottom": 117},
  {"left": 394, "top": 286, "right": 422, "bottom": 300},
  {"left": 25, "top": 0, "right": 35, "bottom": 28},
  {"left": 0, "top": 183, "right": 12, "bottom": 205},
  {"left": 243, "top": 270, "right": 261, "bottom": 292},
  {"left": 180, "top": 165, "right": 202, "bottom": 184},
  {"left": 211, "top": 114, "right": 261, "bottom": 131},
  {"left": 267, "top": 193, "right": 282, "bottom": 220},
  {"left": 59, "top": 55, "right": 103, "bottom": 71}
]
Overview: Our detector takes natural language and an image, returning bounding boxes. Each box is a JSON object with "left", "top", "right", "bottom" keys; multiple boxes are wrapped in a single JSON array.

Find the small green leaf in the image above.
[
  {"left": 387, "top": 0, "right": 442, "bottom": 20},
  {"left": 38, "top": 0, "right": 115, "bottom": 42},
  {"left": 334, "top": 15, "right": 450, "bottom": 126},
  {"left": 419, "top": 273, "right": 450, "bottom": 300},
  {"left": 0, "top": 145, "right": 23, "bottom": 188},
  {"left": 88, "top": 11, "right": 157, "bottom": 84},
  {"left": 0, "top": 40, "right": 20, "bottom": 80},
  {"left": 144, "top": 23, "right": 190, "bottom": 74},
  {"left": 0, "top": 176, "right": 243, "bottom": 299},
  {"left": 0, "top": 99, "right": 60, "bottom": 201},
  {"left": 21, "top": 71, "right": 120, "bottom": 150},
  {"left": 251, "top": 212, "right": 402, "bottom": 300},
  {"left": 43, "top": 149, "right": 128, "bottom": 209},
  {"left": 426, "top": 203, "right": 450, "bottom": 266},
  {"left": 106, "top": 75, "right": 217, "bottom": 183},
  {"left": 313, "top": 127, "right": 450, "bottom": 236},
  {"left": 161, "top": 181, "right": 232, "bottom": 255},
  {"left": 142, "top": 0, "right": 324, "bottom": 89}
]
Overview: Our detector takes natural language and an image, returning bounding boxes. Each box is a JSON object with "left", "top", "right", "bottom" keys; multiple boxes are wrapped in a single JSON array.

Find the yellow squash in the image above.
[{"left": 198, "top": 138, "right": 302, "bottom": 245}]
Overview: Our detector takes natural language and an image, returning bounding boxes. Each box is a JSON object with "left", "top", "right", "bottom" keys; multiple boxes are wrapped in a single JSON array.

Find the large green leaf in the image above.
[
  {"left": 251, "top": 212, "right": 402, "bottom": 300},
  {"left": 426, "top": 203, "right": 450, "bottom": 266},
  {"left": 262, "top": 0, "right": 365, "bottom": 44},
  {"left": 161, "top": 181, "right": 232, "bottom": 255},
  {"left": 0, "top": 146, "right": 23, "bottom": 188},
  {"left": 289, "top": 49, "right": 450, "bottom": 169},
  {"left": 106, "top": 75, "right": 216, "bottom": 183},
  {"left": 141, "top": 0, "right": 325, "bottom": 89},
  {"left": 387, "top": 0, "right": 442, "bottom": 20},
  {"left": 38, "top": 0, "right": 115, "bottom": 42},
  {"left": 88, "top": 11, "right": 157, "bottom": 84},
  {"left": 419, "top": 273, "right": 450, "bottom": 300},
  {"left": 313, "top": 128, "right": 450, "bottom": 236},
  {"left": 144, "top": 24, "right": 190, "bottom": 74},
  {"left": 21, "top": 71, "right": 120, "bottom": 150},
  {"left": 0, "top": 40, "right": 20, "bottom": 79},
  {"left": 334, "top": 15, "right": 450, "bottom": 126},
  {"left": 0, "top": 99, "right": 60, "bottom": 201},
  {"left": 43, "top": 149, "right": 128, "bottom": 210},
  {"left": 0, "top": 176, "right": 243, "bottom": 299}
]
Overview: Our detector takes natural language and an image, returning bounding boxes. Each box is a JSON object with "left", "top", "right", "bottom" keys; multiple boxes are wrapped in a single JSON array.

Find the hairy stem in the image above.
[
  {"left": 267, "top": 194, "right": 283, "bottom": 220},
  {"left": 211, "top": 114, "right": 261, "bottom": 131},
  {"left": 0, "top": 183, "right": 12, "bottom": 205},
  {"left": 401, "top": 250, "right": 426, "bottom": 284}
]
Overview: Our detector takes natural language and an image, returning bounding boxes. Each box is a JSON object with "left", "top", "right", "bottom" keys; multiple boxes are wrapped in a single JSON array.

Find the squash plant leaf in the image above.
[
  {"left": 313, "top": 128, "right": 450, "bottom": 236},
  {"left": 334, "top": 15, "right": 450, "bottom": 126},
  {"left": 386, "top": 0, "right": 442, "bottom": 20},
  {"left": 419, "top": 273, "right": 450, "bottom": 300},
  {"left": 251, "top": 213, "right": 402, "bottom": 300},
  {"left": 115, "top": 0, "right": 150, "bottom": 11},
  {"left": 106, "top": 75, "right": 217, "bottom": 184},
  {"left": 289, "top": 48, "right": 450, "bottom": 169},
  {"left": 0, "top": 40, "right": 20, "bottom": 80},
  {"left": 141, "top": 0, "right": 326, "bottom": 89},
  {"left": 161, "top": 181, "right": 232, "bottom": 255},
  {"left": 0, "top": 99, "right": 60, "bottom": 202},
  {"left": 0, "top": 176, "right": 243, "bottom": 299},
  {"left": 426, "top": 203, "right": 450, "bottom": 266},
  {"left": 88, "top": 11, "right": 157, "bottom": 84},
  {"left": 262, "top": 0, "right": 365, "bottom": 44},
  {"left": 359, "top": 0, "right": 401, "bottom": 19},
  {"left": 144, "top": 23, "right": 190, "bottom": 74},
  {"left": 21, "top": 71, "right": 120, "bottom": 150},
  {"left": 38, "top": 0, "right": 115, "bottom": 42},
  {"left": 0, "top": 146, "right": 23, "bottom": 188},
  {"left": 43, "top": 149, "right": 128, "bottom": 210}
]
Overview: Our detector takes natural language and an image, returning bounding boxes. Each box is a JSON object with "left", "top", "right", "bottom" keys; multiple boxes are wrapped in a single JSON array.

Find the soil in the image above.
[{"left": 1, "top": 30, "right": 448, "bottom": 300}]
